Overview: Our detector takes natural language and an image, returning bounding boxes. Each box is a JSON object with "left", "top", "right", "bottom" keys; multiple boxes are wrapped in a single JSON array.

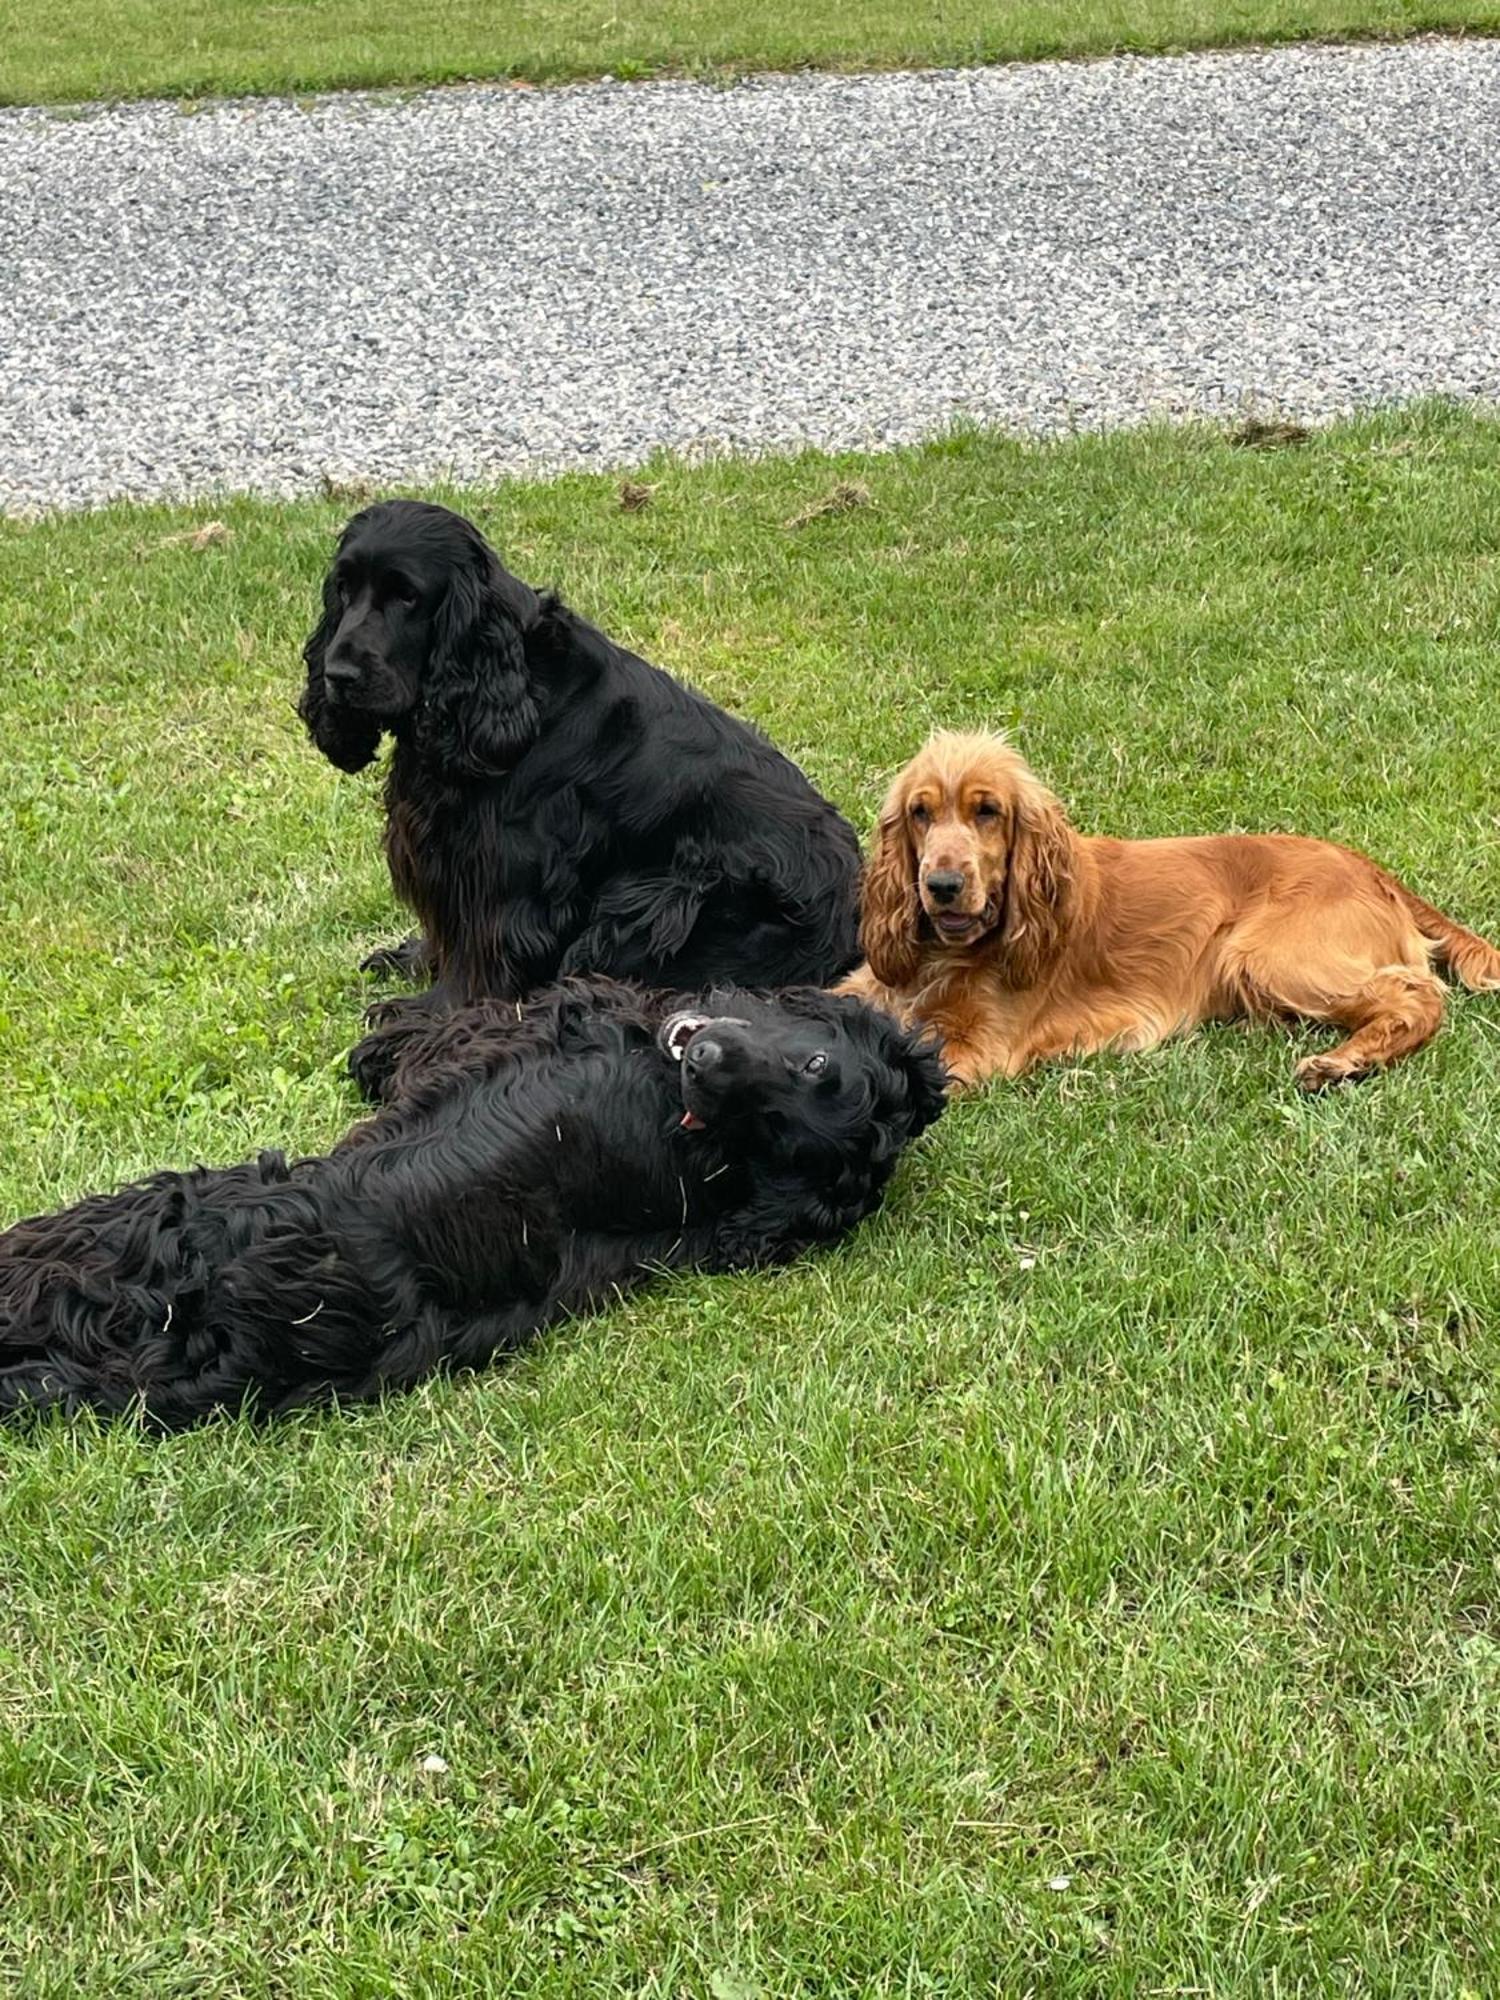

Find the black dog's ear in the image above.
[
  {"left": 299, "top": 569, "right": 382, "bottom": 773},
  {"left": 893, "top": 1025, "right": 950, "bottom": 1135},
  {"left": 418, "top": 558, "right": 539, "bottom": 778},
  {"left": 848, "top": 996, "right": 951, "bottom": 1137}
]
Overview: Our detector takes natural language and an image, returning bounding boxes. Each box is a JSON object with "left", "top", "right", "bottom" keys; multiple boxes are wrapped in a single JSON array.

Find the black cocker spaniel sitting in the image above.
[
  {"left": 0, "top": 981, "right": 945, "bottom": 1430},
  {"left": 300, "top": 500, "right": 864, "bottom": 1058}
]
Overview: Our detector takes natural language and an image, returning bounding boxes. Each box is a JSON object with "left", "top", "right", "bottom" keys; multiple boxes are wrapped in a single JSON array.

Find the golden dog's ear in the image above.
[
  {"left": 860, "top": 805, "right": 923, "bottom": 988},
  {"left": 997, "top": 780, "right": 1075, "bottom": 989}
]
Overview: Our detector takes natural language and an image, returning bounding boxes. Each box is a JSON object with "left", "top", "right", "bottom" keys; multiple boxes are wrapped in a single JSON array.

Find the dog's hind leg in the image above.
[
  {"left": 1289, "top": 966, "right": 1447, "bottom": 1091},
  {"left": 557, "top": 868, "right": 708, "bottom": 985},
  {"left": 1224, "top": 865, "right": 1452, "bottom": 1091},
  {"left": 1235, "top": 938, "right": 1446, "bottom": 1089}
]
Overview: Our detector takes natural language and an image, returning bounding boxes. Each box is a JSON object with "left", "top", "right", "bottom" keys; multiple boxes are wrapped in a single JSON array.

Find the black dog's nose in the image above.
[
  {"left": 684, "top": 1036, "right": 723, "bottom": 1073},
  {"left": 322, "top": 660, "right": 363, "bottom": 701},
  {"left": 926, "top": 871, "right": 965, "bottom": 904}
]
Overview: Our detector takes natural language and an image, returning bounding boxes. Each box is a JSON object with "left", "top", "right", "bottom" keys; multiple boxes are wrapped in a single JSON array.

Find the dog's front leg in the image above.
[{"left": 361, "top": 932, "right": 435, "bottom": 982}]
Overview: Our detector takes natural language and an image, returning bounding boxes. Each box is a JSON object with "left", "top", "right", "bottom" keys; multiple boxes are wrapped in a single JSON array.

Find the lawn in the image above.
[
  {"left": 3, "top": 405, "right": 1500, "bottom": 1993},
  {"left": 0, "top": 0, "right": 1496, "bottom": 105}
]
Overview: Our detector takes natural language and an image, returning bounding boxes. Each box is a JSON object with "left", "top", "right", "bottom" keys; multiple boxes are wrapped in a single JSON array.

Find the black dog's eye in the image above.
[{"left": 802, "top": 1052, "right": 829, "bottom": 1077}]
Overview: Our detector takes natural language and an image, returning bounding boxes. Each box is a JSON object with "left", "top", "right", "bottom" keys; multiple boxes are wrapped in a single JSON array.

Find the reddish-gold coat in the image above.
[{"left": 839, "top": 733, "right": 1500, "bottom": 1091}]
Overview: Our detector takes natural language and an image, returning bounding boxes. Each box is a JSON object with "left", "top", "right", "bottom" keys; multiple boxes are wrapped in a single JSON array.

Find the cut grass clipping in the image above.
[
  {"left": 4, "top": 0, "right": 1500, "bottom": 107},
  {"left": 2, "top": 404, "right": 1500, "bottom": 1993}
]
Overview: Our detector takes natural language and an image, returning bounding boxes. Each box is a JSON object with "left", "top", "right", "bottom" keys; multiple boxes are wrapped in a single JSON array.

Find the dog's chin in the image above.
[{"left": 921, "top": 901, "right": 998, "bottom": 948}]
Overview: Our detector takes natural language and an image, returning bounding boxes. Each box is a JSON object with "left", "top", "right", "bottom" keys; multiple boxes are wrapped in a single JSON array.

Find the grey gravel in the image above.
[{"left": 2, "top": 40, "right": 1499, "bottom": 513}]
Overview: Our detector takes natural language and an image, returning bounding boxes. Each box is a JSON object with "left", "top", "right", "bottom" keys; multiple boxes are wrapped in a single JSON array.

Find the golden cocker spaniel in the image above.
[{"left": 837, "top": 732, "right": 1500, "bottom": 1090}]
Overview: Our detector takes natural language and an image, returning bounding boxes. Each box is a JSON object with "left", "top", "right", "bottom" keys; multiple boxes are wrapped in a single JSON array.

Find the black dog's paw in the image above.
[
  {"left": 361, "top": 933, "right": 432, "bottom": 982},
  {"left": 347, "top": 1028, "right": 403, "bottom": 1103},
  {"left": 347, "top": 994, "right": 448, "bottom": 1102}
]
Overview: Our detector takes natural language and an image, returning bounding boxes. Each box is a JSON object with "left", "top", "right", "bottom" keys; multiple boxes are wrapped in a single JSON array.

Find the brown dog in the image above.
[{"left": 838, "top": 732, "right": 1500, "bottom": 1090}]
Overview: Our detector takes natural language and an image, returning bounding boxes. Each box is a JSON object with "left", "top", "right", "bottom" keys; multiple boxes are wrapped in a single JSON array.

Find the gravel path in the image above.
[{"left": 2, "top": 40, "right": 1498, "bottom": 512}]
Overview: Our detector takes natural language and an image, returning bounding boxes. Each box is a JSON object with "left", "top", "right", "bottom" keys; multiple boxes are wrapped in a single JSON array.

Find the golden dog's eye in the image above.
[
  {"left": 974, "top": 801, "right": 1001, "bottom": 823},
  {"left": 909, "top": 803, "right": 930, "bottom": 825}
]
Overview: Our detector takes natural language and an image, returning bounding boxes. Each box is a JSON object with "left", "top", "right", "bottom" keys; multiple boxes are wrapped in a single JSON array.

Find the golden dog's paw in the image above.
[{"left": 1294, "top": 1052, "right": 1355, "bottom": 1092}]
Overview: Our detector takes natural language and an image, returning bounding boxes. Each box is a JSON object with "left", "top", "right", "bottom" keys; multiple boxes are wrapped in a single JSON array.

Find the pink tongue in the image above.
[{"left": 680, "top": 1110, "right": 706, "bottom": 1131}]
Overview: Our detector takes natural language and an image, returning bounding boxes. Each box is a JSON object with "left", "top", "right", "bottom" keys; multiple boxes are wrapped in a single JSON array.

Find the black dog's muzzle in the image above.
[{"left": 659, "top": 1011, "right": 754, "bottom": 1130}]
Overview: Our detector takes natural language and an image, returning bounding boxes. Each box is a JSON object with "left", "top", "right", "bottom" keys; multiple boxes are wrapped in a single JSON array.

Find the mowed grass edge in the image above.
[
  {"left": 2, "top": 405, "right": 1499, "bottom": 1993},
  {"left": 1, "top": 0, "right": 1498, "bottom": 108}
]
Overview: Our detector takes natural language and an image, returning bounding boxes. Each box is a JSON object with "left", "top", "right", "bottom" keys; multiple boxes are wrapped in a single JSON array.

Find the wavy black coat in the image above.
[
  {"left": 300, "top": 501, "right": 863, "bottom": 1018},
  {"left": 0, "top": 982, "right": 945, "bottom": 1429}
]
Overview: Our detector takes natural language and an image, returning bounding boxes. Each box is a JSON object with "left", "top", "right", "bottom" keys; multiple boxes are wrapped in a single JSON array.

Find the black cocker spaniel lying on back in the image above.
[
  {"left": 0, "top": 982, "right": 945, "bottom": 1430},
  {"left": 300, "top": 501, "right": 863, "bottom": 1052}
]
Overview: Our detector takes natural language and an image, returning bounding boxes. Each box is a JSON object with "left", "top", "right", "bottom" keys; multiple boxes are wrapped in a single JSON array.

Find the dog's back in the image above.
[{"left": 454, "top": 598, "right": 863, "bottom": 992}]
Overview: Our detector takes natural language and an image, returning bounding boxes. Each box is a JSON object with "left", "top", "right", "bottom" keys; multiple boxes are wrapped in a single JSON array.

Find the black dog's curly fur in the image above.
[
  {"left": 0, "top": 981, "right": 945, "bottom": 1429},
  {"left": 299, "top": 500, "right": 864, "bottom": 1059}
]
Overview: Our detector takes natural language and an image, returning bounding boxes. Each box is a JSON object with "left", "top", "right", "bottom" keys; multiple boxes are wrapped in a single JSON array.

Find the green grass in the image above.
[
  {"left": 3, "top": 405, "right": 1500, "bottom": 1993},
  {"left": 1, "top": 0, "right": 1496, "bottom": 107}
]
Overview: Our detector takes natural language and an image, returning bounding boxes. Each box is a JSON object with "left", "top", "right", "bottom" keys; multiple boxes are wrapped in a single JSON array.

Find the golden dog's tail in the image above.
[{"left": 1384, "top": 871, "right": 1500, "bottom": 991}]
